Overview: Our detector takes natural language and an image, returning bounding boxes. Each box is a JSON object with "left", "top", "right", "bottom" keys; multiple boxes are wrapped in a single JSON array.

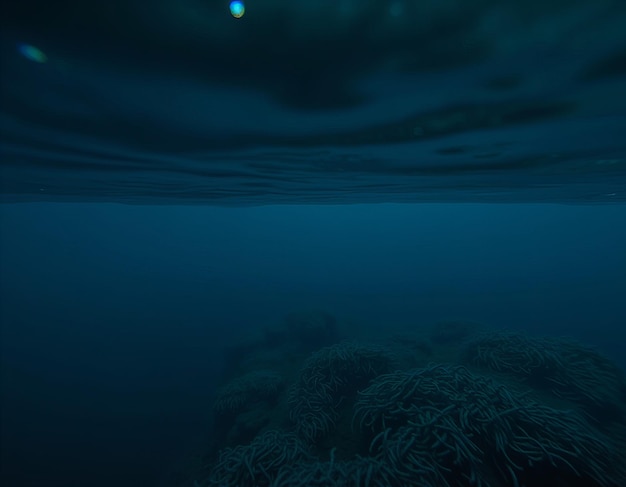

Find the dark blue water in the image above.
[{"left": 1, "top": 2, "right": 626, "bottom": 487}]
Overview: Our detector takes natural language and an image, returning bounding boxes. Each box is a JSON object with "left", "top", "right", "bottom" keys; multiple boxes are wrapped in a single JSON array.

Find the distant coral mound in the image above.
[
  {"left": 213, "top": 370, "right": 284, "bottom": 416},
  {"left": 464, "top": 331, "right": 626, "bottom": 422},
  {"left": 288, "top": 341, "right": 395, "bottom": 443}
]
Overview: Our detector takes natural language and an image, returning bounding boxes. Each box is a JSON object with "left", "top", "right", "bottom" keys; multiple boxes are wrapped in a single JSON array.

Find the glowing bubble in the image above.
[
  {"left": 17, "top": 43, "right": 48, "bottom": 63},
  {"left": 229, "top": 1, "right": 245, "bottom": 19}
]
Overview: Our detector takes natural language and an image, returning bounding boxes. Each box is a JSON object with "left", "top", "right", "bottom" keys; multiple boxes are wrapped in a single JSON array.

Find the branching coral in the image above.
[
  {"left": 464, "top": 331, "right": 555, "bottom": 377},
  {"left": 201, "top": 330, "right": 626, "bottom": 487},
  {"left": 206, "top": 430, "right": 312, "bottom": 487},
  {"left": 269, "top": 454, "right": 396, "bottom": 487},
  {"left": 550, "top": 338, "right": 626, "bottom": 413},
  {"left": 288, "top": 341, "right": 395, "bottom": 443},
  {"left": 354, "top": 364, "right": 625, "bottom": 487},
  {"left": 465, "top": 331, "right": 626, "bottom": 421},
  {"left": 213, "top": 370, "right": 284, "bottom": 415}
]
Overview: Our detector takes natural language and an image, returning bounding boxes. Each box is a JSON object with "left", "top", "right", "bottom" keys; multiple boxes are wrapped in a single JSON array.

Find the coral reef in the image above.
[
  {"left": 465, "top": 331, "right": 626, "bottom": 422},
  {"left": 553, "top": 338, "right": 626, "bottom": 418},
  {"left": 270, "top": 455, "right": 396, "bottom": 487},
  {"left": 193, "top": 321, "right": 626, "bottom": 487},
  {"left": 213, "top": 370, "right": 284, "bottom": 416},
  {"left": 288, "top": 341, "right": 395, "bottom": 443},
  {"left": 354, "top": 364, "right": 623, "bottom": 487},
  {"left": 206, "top": 430, "right": 311, "bottom": 487}
]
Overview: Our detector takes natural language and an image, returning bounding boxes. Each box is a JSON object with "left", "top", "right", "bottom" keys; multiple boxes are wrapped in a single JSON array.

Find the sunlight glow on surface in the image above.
[
  {"left": 17, "top": 43, "right": 48, "bottom": 63},
  {"left": 229, "top": 1, "right": 245, "bottom": 19}
]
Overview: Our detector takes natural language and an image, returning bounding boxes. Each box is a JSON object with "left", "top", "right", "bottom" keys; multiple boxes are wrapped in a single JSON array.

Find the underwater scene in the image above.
[{"left": 1, "top": 1, "right": 626, "bottom": 487}]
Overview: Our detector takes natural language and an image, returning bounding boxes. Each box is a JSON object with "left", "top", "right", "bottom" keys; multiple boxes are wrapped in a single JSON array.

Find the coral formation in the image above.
[
  {"left": 287, "top": 341, "right": 395, "bottom": 443},
  {"left": 213, "top": 369, "right": 283, "bottom": 416},
  {"left": 206, "top": 430, "right": 311, "bottom": 487},
  {"left": 193, "top": 320, "right": 626, "bottom": 487},
  {"left": 465, "top": 331, "right": 626, "bottom": 422},
  {"left": 270, "top": 455, "right": 396, "bottom": 487},
  {"left": 354, "top": 364, "right": 623, "bottom": 487}
]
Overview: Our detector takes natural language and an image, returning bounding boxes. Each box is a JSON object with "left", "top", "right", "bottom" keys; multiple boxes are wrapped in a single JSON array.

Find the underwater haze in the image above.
[{"left": 1, "top": 1, "right": 626, "bottom": 487}]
